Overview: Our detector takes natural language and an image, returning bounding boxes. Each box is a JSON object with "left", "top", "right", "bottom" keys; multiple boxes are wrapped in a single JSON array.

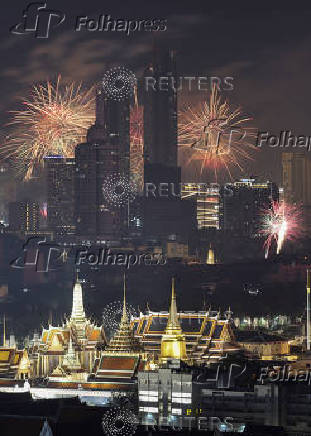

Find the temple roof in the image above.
[{"left": 104, "top": 277, "right": 141, "bottom": 355}]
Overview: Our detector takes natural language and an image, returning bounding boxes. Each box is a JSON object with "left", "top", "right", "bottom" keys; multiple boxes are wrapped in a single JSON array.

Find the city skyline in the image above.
[{"left": 1, "top": 2, "right": 311, "bottom": 435}]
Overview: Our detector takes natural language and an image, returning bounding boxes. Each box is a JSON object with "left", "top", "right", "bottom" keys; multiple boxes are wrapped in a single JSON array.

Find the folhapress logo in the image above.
[{"left": 10, "top": 2, "right": 65, "bottom": 38}]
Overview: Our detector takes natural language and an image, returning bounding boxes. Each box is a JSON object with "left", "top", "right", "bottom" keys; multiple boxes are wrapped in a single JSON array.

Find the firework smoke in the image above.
[
  {"left": 2, "top": 75, "right": 95, "bottom": 180},
  {"left": 178, "top": 85, "right": 256, "bottom": 180}
]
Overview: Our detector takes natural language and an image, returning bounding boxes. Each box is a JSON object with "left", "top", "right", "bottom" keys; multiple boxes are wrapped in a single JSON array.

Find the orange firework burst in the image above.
[
  {"left": 2, "top": 75, "right": 95, "bottom": 180},
  {"left": 130, "top": 104, "right": 144, "bottom": 191},
  {"left": 178, "top": 85, "right": 256, "bottom": 180}
]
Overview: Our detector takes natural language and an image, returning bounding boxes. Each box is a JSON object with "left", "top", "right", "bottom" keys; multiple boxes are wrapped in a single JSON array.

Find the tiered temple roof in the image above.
[
  {"left": 94, "top": 277, "right": 144, "bottom": 384},
  {"left": 104, "top": 283, "right": 141, "bottom": 355}
]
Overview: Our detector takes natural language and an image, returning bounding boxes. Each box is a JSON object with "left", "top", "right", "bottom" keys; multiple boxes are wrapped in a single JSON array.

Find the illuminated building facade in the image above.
[
  {"left": 45, "top": 156, "right": 75, "bottom": 235},
  {"left": 9, "top": 200, "right": 40, "bottom": 234},
  {"left": 182, "top": 183, "right": 220, "bottom": 230},
  {"left": 0, "top": 348, "right": 31, "bottom": 380},
  {"left": 219, "top": 178, "right": 279, "bottom": 237},
  {"left": 236, "top": 331, "right": 290, "bottom": 360},
  {"left": 138, "top": 366, "right": 192, "bottom": 424}
]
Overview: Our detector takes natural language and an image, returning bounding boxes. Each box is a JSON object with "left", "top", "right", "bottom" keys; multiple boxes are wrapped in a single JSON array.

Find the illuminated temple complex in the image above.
[
  {"left": 33, "top": 277, "right": 105, "bottom": 379},
  {"left": 0, "top": 275, "right": 286, "bottom": 394},
  {"left": 131, "top": 281, "right": 237, "bottom": 363}
]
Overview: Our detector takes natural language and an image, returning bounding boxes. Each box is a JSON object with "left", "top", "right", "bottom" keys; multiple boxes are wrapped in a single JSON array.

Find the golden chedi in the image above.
[{"left": 160, "top": 278, "right": 187, "bottom": 362}]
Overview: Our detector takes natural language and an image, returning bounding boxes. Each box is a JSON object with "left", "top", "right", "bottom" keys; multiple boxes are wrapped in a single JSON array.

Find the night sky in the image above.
[
  {"left": 0, "top": 1, "right": 311, "bottom": 334},
  {"left": 1, "top": 1, "right": 311, "bottom": 185}
]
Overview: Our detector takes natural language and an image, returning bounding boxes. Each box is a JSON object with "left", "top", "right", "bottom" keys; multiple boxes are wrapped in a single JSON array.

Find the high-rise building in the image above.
[
  {"left": 75, "top": 85, "right": 130, "bottom": 240},
  {"left": 182, "top": 183, "right": 220, "bottom": 230},
  {"left": 282, "top": 152, "right": 311, "bottom": 234},
  {"left": 9, "top": 200, "right": 40, "bottom": 233},
  {"left": 45, "top": 156, "right": 75, "bottom": 235},
  {"left": 143, "top": 49, "right": 179, "bottom": 187},
  {"left": 141, "top": 49, "right": 196, "bottom": 242},
  {"left": 219, "top": 178, "right": 279, "bottom": 237},
  {"left": 282, "top": 152, "right": 311, "bottom": 205}
]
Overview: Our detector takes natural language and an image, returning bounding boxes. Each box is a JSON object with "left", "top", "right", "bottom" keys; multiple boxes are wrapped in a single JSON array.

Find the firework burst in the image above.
[
  {"left": 102, "top": 66, "right": 136, "bottom": 102},
  {"left": 102, "top": 174, "right": 138, "bottom": 208},
  {"left": 261, "top": 201, "right": 302, "bottom": 258},
  {"left": 130, "top": 104, "right": 144, "bottom": 190},
  {"left": 2, "top": 75, "right": 95, "bottom": 180},
  {"left": 102, "top": 407, "right": 138, "bottom": 436},
  {"left": 102, "top": 300, "right": 137, "bottom": 339},
  {"left": 178, "top": 85, "right": 256, "bottom": 180}
]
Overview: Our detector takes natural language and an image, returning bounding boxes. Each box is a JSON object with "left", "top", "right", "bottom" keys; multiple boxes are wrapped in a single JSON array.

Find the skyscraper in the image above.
[
  {"left": 143, "top": 48, "right": 180, "bottom": 191},
  {"left": 282, "top": 152, "right": 311, "bottom": 234},
  {"left": 75, "top": 86, "right": 130, "bottom": 240},
  {"left": 45, "top": 156, "right": 75, "bottom": 235},
  {"left": 141, "top": 49, "right": 196, "bottom": 242}
]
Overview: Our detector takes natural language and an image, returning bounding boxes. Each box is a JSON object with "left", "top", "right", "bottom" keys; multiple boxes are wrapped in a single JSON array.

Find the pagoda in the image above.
[
  {"left": 104, "top": 279, "right": 141, "bottom": 355},
  {"left": 94, "top": 275, "right": 144, "bottom": 384}
]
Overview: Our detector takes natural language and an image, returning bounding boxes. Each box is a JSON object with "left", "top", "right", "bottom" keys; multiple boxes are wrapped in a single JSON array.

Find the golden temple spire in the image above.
[
  {"left": 165, "top": 278, "right": 182, "bottom": 333},
  {"left": 160, "top": 278, "right": 187, "bottom": 362},
  {"left": 121, "top": 273, "right": 128, "bottom": 323}
]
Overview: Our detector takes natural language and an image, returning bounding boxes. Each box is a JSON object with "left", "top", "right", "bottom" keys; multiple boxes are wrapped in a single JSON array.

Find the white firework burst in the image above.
[
  {"left": 102, "top": 407, "right": 138, "bottom": 436},
  {"left": 102, "top": 174, "right": 138, "bottom": 207},
  {"left": 102, "top": 67, "right": 136, "bottom": 102},
  {"left": 102, "top": 300, "right": 137, "bottom": 338}
]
